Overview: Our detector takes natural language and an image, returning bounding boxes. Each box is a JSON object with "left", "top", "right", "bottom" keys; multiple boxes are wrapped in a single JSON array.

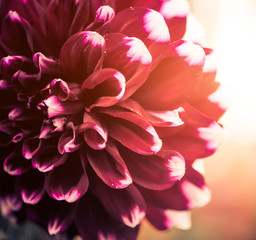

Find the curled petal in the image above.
[
  {"left": 22, "top": 137, "right": 41, "bottom": 159},
  {"left": 60, "top": 31, "right": 105, "bottom": 83},
  {"left": 0, "top": 55, "right": 23, "bottom": 80},
  {"left": 81, "top": 68, "right": 126, "bottom": 110},
  {"left": 91, "top": 178, "right": 146, "bottom": 228},
  {"left": 101, "top": 107, "right": 162, "bottom": 155},
  {"left": 33, "top": 52, "right": 61, "bottom": 75},
  {"left": 134, "top": 40, "right": 205, "bottom": 109},
  {"left": 78, "top": 113, "right": 107, "bottom": 150},
  {"left": 162, "top": 104, "right": 227, "bottom": 159},
  {"left": 109, "top": 8, "right": 170, "bottom": 68},
  {"left": 82, "top": 141, "right": 132, "bottom": 189},
  {"left": 3, "top": 151, "right": 30, "bottom": 176},
  {"left": 16, "top": 169, "right": 44, "bottom": 205},
  {"left": 104, "top": 33, "right": 152, "bottom": 99},
  {"left": 39, "top": 95, "right": 83, "bottom": 118},
  {"left": 45, "top": 153, "right": 89, "bottom": 203},
  {"left": 119, "top": 145, "right": 185, "bottom": 190},
  {"left": 50, "top": 79, "right": 80, "bottom": 102},
  {"left": 58, "top": 122, "right": 82, "bottom": 154}
]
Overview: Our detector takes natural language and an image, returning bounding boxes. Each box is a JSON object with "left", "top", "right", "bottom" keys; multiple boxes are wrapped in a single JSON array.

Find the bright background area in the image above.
[{"left": 139, "top": 0, "right": 256, "bottom": 239}]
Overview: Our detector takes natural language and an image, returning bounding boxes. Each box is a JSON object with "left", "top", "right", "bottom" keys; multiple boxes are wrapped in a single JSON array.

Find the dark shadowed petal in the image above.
[
  {"left": 3, "top": 150, "right": 30, "bottom": 176},
  {"left": 161, "top": 103, "right": 227, "bottom": 159},
  {"left": 78, "top": 113, "right": 107, "bottom": 150},
  {"left": 60, "top": 31, "right": 105, "bottom": 83},
  {"left": 0, "top": 55, "right": 23, "bottom": 80},
  {"left": 109, "top": 7, "right": 170, "bottom": 68},
  {"left": 103, "top": 33, "right": 152, "bottom": 99},
  {"left": 75, "top": 194, "right": 139, "bottom": 240},
  {"left": 81, "top": 68, "right": 126, "bottom": 110},
  {"left": 146, "top": 203, "right": 191, "bottom": 230},
  {"left": 90, "top": 177, "right": 146, "bottom": 228},
  {"left": 0, "top": 120, "right": 19, "bottom": 147},
  {"left": 45, "top": 153, "right": 89, "bottom": 203},
  {"left": 100, "top": 107, "right": 162, "bottom": 155},
  {"left": 22, "top": 137, "right": 41, "bottom": 159},
  {"left": 26, "top": 195, "right": 77, "bottom": 235},
  {"left": 134, "top": 40, "right": 205, "bottom": 110},
  {"left": 82, "top": 140, "right": 132, "bottom": 189},
  {"left": 32, "top": 142, "right": 68, "bottom": 172},
  {"left": 16, "top": 169, "right": 44, "bottom": 205},
  {"left": 58, "top": 122, "right": 82, "bottom": 154},
  {"left": 118, "top": 145, "right": 185, "bottom": 190},
  {"left": 138, "top": 165, "right": 210, "bottom": 210}
]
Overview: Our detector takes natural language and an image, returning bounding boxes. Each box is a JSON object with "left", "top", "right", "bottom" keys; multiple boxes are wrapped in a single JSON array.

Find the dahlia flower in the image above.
[{"left": 0, "top": 0, "right": 228, "bottom": 239}]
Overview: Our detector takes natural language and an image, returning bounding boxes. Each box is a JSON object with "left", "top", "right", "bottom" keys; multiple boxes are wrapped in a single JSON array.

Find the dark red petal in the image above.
[
  {"left": 32, "top": 143, "right": 68, "bottom": 173},
  {"left": 103, "top": 33, "right": 152, "bottom": 99},
  {"left": 139, "top": 166, "right": 210, "bottom": 210},
  {"left": 81, "top": 68, "right": 126, "bottom": 110},
  {"left": 78, "top": 113, "right": 107, "bottom": 150},
  {"left": 82, "top": 141, "right": 132, "bottom": 189},
  {"left": 60, "top": 31, "right": 105, "bottom": 83},
  {"left": 146, "top": 203, "right": 191, "bottom": 230},
  {"left": 58, "top": 122, "right": 82, "bottom": 154},
  {"left": 45, "top": 153, "right": 88, "bottom": 203},
  {"left": 109, "top": 7, "right": 170, "bottom": 68},
  {"left": 16, "top": 169, "right": 44, "bottom": 205},
  {"left": 91, "top": 177, "right": 146, "bottom": 228},
  {"left": 75, "top": 194, "right": 139, "bottom": 240},
  {"left": 40, "top": 95, "right": 83, "bottom": 118},
  {"left": 119, "top": 145, "right": 185, "bottom": 190},
  {"left": 162, "top": 103, "right": 227, "bottom": 159},
  {"left": 101, "top": 107, "right": 162, "bottom": 155},
  {"left": 134, "top": 40, "right": 205, "bottom": 110},
  {"left": 3, "top": 151, "right": 30, "bottom": 176}
]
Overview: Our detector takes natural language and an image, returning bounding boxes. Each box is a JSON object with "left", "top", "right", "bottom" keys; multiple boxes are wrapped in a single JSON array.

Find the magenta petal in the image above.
[
  {"left": 3, "top": 151, "right": 30, "bottom": 176},
  {"left": 32, "top": 143, "right": 68, "bottom": 172},
  {"left": 109, "top": 7, "right": 170, "bottom": 68},
  {"left": 146, "top": 203, "right": 191, "bottom": 230},
  {"left": 91, "top": 179, "right": 146, "bottom": 228},
  {"left": 45, "top": 153, "right": 89, "bottom": 203},
  {"left": 103, "top": 33, "right": 152, "bottom": 99},
  {"left": 119, "top": 145, "right": 185, "bottom": 190},
  {"left": 83, "top": 141, "right": 132, "bottom": 189},
  {"left": 78, "top": 113, "right": 107, "bottom": 150},
  {"left": 134, "top": 40, "right": 205, "bottom": 109},
  {"left": 60, "top": 31, "right": 105, "bottom": 83},
  {"left": 162, "top": 104, "right": 227, "bottom": 159},
  {"left": 101, "top": 107, "right": 162, "bottom": 155},
  {"left": 16, "top": 169, "right": 44, "bottom": 205},
  {"left": 139, "top": 166, "right": 210, "bottom": 210},
  {"left": 81, "top": 68, "right": 126, "bottom": 110},
  {"left": 22, "top": 137, "right": 41, "bottom": 159}
]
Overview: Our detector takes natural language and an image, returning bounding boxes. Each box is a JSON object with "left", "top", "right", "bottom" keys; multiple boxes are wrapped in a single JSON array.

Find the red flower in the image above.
[{"left": 0, "top": 0, "right": 228, "bottom": 239}]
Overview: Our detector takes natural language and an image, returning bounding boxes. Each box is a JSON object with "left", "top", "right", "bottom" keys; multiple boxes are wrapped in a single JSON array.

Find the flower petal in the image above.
[
  {"left": 103, "top": 33, "right": 152, "bottom": 99},
  {"left": 16, "top": 169, "right": 44, "bottom": 205},
  {"left": 45, "top": 153, "right": 89, "bottom": 203},
  {"left": 100, "top": 107, "right": 162, "bottom": 155},
  {"left": 109, "top": 7, "right": 170, "bottom": 68},
  {"left": 81, "top": 68, "right": 126, "bottom": 110},
  {"left": 75, "top": 193, "right": 139, "bottom": 240},
  {"left": 78, "top": 113, "right": 107, "bottom": 150},
  {"left": 91, "top": 177, "right": 146, "bottom": 228},
  {"left": 134, "top": 40, "right": 205, "bottom": 110},
  {"left": 162, "top": 103, "right": 227, "bottom": 159},
  {"left": 82, "top": 141, "right": 132, "bottom": 189},
  {"left": 60, "top": 31, "right": 105, "bottom": 83},
  {"left": 119, "top": 145, "right": 185, "bottom": 190}
]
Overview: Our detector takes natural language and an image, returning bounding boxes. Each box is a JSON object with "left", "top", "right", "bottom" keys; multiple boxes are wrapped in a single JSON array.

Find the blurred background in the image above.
[
  {"left": 1, "top": 0, "right": 256, "bottom": 239},
  {"left": 139, "top": 0, "right": 256, "bottom": 239}
]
